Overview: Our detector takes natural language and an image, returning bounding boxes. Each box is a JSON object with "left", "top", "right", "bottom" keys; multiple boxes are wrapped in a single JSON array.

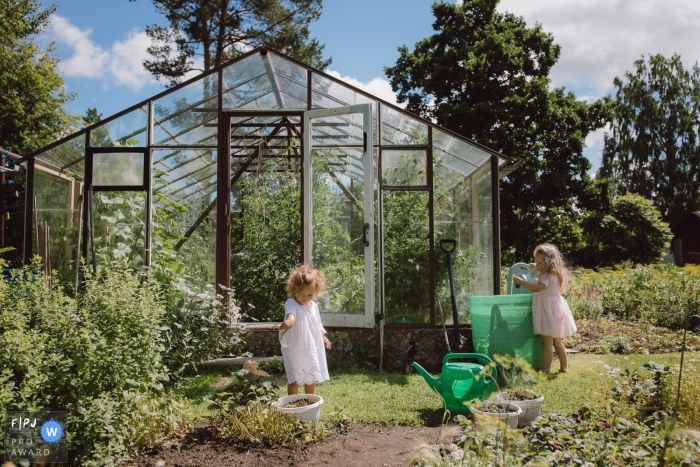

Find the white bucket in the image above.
[
  {"left": 470, "top": 402, "right": 522, "bottom": 429},
  {"left": 496, "top": 392, "right": 544, "bottom": 428},
  {"left": 277, "top": 394, "right": 323, "bottom": 422}
]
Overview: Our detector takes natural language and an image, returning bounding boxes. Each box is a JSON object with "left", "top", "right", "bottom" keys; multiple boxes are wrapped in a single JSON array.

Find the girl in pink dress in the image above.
[
  {"left": 279, "top": 265, "right": 332, "bottom": 395},
  {"left": 513, "top": 244, "right": 577, "bottom": 373}
]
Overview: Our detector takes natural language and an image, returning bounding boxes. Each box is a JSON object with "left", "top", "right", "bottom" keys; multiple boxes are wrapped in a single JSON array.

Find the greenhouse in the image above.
[{"left": 13, "top": 47, "right": 508, "bottom": 330}]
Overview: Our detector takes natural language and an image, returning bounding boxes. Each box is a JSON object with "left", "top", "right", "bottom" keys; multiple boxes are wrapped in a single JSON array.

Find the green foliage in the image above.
[
  {"left": 600, "top": 53, "right": 700, "bottom": 226},
  {"left": 566, "top": 282, "right": 604, "bottom": 320},
  {"left": 139, "top": 0, "right": 331, "bottom": 86},
  {"left": 606, "top": 361, "right": 671, "bottom": 409},
  {"left": 589, "top": 265, "right": 700, "bottom": 330},
  {"left": 385, "top": 0, "right": 611, "bottom": 266},
  {"left": 0, "top": 261, "right": 184, "bottom": 466},
  {"left": 578, "top": 190, "right": 673, "bottom": 268},
  {"left": 417, "top": 405, "right": 700, "bottom": 466},
  {"left": 230, "top": 161, "right": 302, "bottom": 321},
  {"left": 0, "top": 0, "right": 78, "bottom": 155},
  {"left": 160, "top": 285, "right": 243, "bottom": 377},
  {"left": 204, "top": 367, "right": 280, "bottom": 416}
]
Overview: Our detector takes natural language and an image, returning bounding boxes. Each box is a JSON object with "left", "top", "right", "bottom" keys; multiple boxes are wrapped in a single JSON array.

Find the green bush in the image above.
[
  {"left": 0, "top": 261, "right": 184, "bottom": 466},
  {"left": 159, "top": 282, "right": 244, "bottom": 377},
  {"left": 569, "top": 264, "right": 700, "bottom": 330}
]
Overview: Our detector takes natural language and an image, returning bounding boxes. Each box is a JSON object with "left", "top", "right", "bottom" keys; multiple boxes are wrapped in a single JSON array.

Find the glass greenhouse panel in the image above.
[
  {"left": 434, "top": 161, "right": 493, "bottom": 323},
  {"left": 382, "top": 190, "right": 430, "bottom": 324},
  {"left": 312, "top": 148, "right": 366, "bottom": 316},
  {"left": 433, "top": 129, "right": 491, "bottom": 170},
  {"left": 381, "top": 149, "right": 427, "bottom": 186},
  {"left": 37, "top": 134, "right": 85, "bottom": 176},
  {"left": 311, "top": 73, "right": 378, "bottom": 142},
  {"left": 381, "top": 106, "right": 428, "bottom": 146},
  {"left": 32, "top": 171, "right": 80, "bottom": 278},
  {"left": 230, "top": 160, "right": 302, "bottom": 322},
  {"left": 90, "top": 191, "right": 146, "bottom": 270},
  {"left": 222, "top": 54, "right": 276, "bottom": 110},
  {"left": 153, "top": 74, "right": 218, "bottom": 145},
  {"left": 153, "top": 149, "right": 217, "bottom": 198},
  {"left": 92, "top": 152, "right": 144, "bottom": 187},
  {"left": 152, "top": 187, "right": 217, "bottom": 294},
  {"left": 90, "top": 106, "right": 148, "bottom": 148},
  {"left": 311, "top": 115, "right": 364, "bottom": 147},
  {"left": 269, "top": 52, "right": 308, "bottom": 87}
]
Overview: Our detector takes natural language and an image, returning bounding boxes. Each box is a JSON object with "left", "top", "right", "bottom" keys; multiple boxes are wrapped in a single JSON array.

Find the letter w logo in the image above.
[{"left": 46, "top": 427, "right": 58, "bottom": 437}]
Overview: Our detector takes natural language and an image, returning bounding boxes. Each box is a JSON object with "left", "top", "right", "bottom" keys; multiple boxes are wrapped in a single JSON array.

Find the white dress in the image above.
[
  {"left": 532, "top": 275, "right": 577, "bottom": 338},
  {"left": 280, "top": 298, "right": 330, "bottom": 385}
]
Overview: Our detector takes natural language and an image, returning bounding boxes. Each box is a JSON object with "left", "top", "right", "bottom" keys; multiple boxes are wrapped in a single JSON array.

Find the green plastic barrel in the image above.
[{"left": 468, "top": 295, "right": 543, "bottom": 370}]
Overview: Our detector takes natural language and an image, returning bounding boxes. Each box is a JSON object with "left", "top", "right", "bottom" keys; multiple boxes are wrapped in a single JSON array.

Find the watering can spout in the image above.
[{"left": 412, "top": 362, "right": 441, "bottom": 391}]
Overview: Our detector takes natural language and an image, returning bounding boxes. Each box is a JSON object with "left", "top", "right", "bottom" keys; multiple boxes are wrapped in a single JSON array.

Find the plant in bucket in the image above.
[
  {"left": 496, "top": 388, "right": 544, "bottom": 428},
  {"left": 469, "top": 401, "right": 522, "bottom": 429},
  {"left": 277, "top": 394, "right": 324, "bottom": 422},
  {"left": 492, "top": 354, "right": 545, "bottom": 428}
]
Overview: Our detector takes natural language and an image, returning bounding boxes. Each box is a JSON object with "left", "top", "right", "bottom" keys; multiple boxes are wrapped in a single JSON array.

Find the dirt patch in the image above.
[{"left": 121, "top": 423, "right": 458, "bottom": 467}]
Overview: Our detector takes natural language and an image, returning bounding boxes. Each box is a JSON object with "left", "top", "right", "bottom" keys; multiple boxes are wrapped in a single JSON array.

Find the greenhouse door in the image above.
[{"left": 303, "top": 104, "right": 375, "bottom": 328}]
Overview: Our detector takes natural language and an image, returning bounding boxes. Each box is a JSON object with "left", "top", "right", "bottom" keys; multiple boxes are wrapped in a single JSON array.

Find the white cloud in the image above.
[
  {"left": 496, "top": 0, "right": 700, "bottom": 98},
  {"left": 108, "top": 29, "right": 155, "bottom": 90},
  {"left": 47, "top": 15, "right": 156, "bottom": 90},
  {"left": 324, "top": 70, "right": 402, "bottom": 107},
  {"left": 50, "top": 15, "right": 109, "bottom": 78}
]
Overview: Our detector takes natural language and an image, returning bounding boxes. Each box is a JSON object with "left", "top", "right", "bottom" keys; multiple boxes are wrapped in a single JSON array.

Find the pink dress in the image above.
[
  {"left": 532, "top": 275, "right": 577, "bottom": 338},
  {"left": 280, "top": 299, "right": 330, "bottom": 385}
]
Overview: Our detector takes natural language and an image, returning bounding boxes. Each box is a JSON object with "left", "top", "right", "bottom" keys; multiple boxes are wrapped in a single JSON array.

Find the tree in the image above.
[
  {"left": 578, "top": 188, "right": 672, "bottom": 268},
  {"left": 83, "top": 107, "right": 102, "bottom": 126},
  {"left": 599, "top": 54, "right": 700, "bottom": 227},
  {"left": 134, "top": 0, "right": 331, "bottom": 87},
  {"left": 0, "top": 0, "right": 77, "bottom": 155},
  {"left": 384, "top": 0, "right": 610, "bottom": 265}
]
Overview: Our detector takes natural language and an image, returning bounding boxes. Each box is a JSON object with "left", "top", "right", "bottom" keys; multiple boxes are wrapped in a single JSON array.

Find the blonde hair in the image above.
[
  {"left": 534, "top": 243, "right": 569, "bottom": 293},
  {"left": 285, "top": 264, "right": 326, "bottom": 298}
]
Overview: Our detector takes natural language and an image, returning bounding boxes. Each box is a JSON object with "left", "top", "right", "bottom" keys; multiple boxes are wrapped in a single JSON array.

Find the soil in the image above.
[
  {"left": 121, "top": 423, "right": 458, "bottom": 467},
  {"left": 119, "top": 318, "right": 699, "bottom": 467}
]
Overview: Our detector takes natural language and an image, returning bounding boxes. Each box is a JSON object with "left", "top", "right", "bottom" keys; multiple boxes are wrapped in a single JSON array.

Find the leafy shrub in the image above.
[
  {"left": 204, "top": 367, "right": 280, "bottom": 416},
  {"left": 570, "top": 264, "right": 700, "bottom": 330},
  {"left": 566, "top": 282, "right": 604, "bottom": 319},
  {"left": 159, "top": 283, "right": 244, "bottom": 377},
  {"left": 607, "top": 336, "right": 631, "bottom": 354},
  {"left": 0, "top": 261, "right": 184, "bottom": 466},
  {"left": 257, "top": 357, "right": 285, "bottom": 374},
  {"left": 415, "top": 406, "right": 700, "bottom": 466}
]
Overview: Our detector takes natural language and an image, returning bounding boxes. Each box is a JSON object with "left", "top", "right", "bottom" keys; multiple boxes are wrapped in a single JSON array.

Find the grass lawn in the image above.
[{"left": 170, "top": 352, "right": 699, "bottom": 427}]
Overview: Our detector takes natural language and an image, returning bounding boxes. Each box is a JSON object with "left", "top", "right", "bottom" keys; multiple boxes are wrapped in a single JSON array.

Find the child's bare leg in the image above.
[
  {"left": 541, "top": 335, "right": 553, "bottom": 373},
  {"left": 287, "top": 382, "right": 299, "bottom": 395},
  {"left": 553, "top": 338, "right": 568, "bottom": 372},
  {"left": 304, "top": 383, "right": 316, "bottom": 394}
]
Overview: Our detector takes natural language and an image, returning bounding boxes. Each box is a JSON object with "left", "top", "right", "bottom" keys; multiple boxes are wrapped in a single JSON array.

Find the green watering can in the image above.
[{"left": 413, "top": 353, "right": 497, "bottom": 415}]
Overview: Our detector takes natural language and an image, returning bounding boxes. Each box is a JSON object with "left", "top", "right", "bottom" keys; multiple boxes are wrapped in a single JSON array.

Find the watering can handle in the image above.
[
  {"left": 444, "top": 353, "right": 497, "bottom": 381},
  {"left": 440, "top": 239, "right": 456, "bottom": 254}
]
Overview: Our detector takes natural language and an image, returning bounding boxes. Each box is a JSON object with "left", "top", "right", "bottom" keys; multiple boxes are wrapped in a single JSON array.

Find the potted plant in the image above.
[
  {"left": 496, "top": 388, "right": 544, "bottom": 428},
  {"left": 469, "top": 401, "right": 522, "bottom": 429}
]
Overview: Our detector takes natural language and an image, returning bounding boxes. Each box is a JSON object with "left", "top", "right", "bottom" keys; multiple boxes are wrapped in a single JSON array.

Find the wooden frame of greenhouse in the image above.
[{"left": 11, "top": 47, "right": 510, "bottom": 334}]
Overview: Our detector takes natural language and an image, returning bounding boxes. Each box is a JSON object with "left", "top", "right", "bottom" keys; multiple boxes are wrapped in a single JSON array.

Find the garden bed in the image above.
[{"left": 564, "top": 318, "right": 700, "bottom": 354}]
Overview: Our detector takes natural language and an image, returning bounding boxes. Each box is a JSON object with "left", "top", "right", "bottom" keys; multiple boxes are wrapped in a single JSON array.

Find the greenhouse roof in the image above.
[{"left": 24, "top": 47, "right": 506, "bottom": 202}]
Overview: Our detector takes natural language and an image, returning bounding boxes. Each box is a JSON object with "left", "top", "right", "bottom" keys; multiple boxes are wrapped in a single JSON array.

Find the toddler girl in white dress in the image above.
[{"left": 279, "top": 265, "right": 332, "bottom": 395}]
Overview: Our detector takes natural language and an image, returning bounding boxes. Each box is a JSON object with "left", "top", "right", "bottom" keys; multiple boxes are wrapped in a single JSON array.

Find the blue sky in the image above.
[{"left": 40, "top": 0, "right": 700, "bottom": 172}]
